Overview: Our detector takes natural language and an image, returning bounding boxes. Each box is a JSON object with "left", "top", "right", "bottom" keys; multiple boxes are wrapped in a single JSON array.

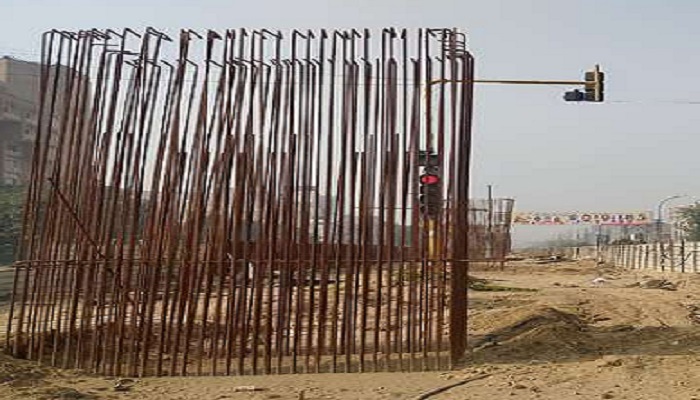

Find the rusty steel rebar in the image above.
[{"left": 5, "top": 27, "right": 512, "bottom": 377}]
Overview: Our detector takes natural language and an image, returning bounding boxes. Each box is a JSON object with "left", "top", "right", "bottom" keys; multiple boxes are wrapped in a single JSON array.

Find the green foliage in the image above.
[
  {"left": 0, "top": 185, "right": 26, "bottom": 265},
  {"left": 679, "top": 204, "right": 700, "bottom": 242}
]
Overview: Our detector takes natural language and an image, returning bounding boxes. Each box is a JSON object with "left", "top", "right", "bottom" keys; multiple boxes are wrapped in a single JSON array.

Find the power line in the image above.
[{"left": 608, "top": 100, "right": 700, "bottom": 105}]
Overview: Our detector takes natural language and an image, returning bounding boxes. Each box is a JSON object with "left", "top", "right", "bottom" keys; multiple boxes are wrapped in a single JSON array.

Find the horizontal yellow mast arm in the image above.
[{"left": 429, "top": 79, "right": 588, "bottom": 86}]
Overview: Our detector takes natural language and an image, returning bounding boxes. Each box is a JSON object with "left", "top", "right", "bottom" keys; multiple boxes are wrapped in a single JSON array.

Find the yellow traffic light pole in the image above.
[
  {"left": 425, "top": 218, "right": 440, "bottom": 261},
  {"left": 423, "top": 65, "right": 604, "bottom": 261}
]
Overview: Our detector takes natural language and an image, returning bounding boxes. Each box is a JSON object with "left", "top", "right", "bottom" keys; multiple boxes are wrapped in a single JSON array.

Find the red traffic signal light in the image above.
[
  {"left": 420, "top": 173, "right": 440, "bottom": 185},
  {"left": 419, "top": 172, "right": 442, "bottom": 218}
]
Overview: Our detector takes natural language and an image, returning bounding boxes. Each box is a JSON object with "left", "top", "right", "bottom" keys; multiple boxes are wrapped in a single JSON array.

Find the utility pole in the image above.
[
  {"left": 595, "top": 224, "right": 604, "bottom": 264},
  {"left": 487, "top": 184, "right": 494, "bottom": 266}
]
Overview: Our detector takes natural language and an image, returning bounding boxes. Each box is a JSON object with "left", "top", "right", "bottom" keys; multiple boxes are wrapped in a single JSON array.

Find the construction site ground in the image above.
[{"left": 3, "top": 258, "right": 700, "bottom": 399}]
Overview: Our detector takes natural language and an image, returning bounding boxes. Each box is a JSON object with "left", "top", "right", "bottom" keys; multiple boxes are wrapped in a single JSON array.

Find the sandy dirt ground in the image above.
[{"left": 3, "top": 259, "right": 700, "bottom": 399}]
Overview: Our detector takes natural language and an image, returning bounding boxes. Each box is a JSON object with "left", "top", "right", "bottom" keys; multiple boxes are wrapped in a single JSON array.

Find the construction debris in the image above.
[
  {"left": 687, "top": 305, "right": 700, "bottom": 324},
  {"left": 591, "top": 277, "right": 608, "bottom": 286},
  {"left": 534, "top": 256, "right": 574, "bottom": 265},
  {"left": 232, "top": 386, "right": 264, "bottom": 392},
  {"left": 411, "top": 373, "right": 491, "bottom": 400},
  {"left": 631, "top": 279, "right": 678, "bottom": 291},
  {"left": 113, "top": 378, "right": 137, "bottom": 392}
]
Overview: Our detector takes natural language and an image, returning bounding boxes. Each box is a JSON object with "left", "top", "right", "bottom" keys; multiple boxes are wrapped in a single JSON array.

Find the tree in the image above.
[{"left": 678, "top": 204, "right": 700, "bottom": 241}]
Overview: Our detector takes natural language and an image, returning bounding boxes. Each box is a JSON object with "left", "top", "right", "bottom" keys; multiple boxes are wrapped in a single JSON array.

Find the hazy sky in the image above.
[{"left": 1, "top": 0, "right": 699, "bottom": 216}]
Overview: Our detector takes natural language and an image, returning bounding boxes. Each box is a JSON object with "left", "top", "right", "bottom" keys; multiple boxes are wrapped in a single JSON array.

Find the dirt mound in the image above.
[
  {"left": 471, "top": 302, "right": 700, "bottom": 365},
  {"left": 470, "top": 306, "right": 593, "bottom": 363},
  {"left": 471, "top": 304, "right": 580, "bottom": 331},
  {"left": 0, "top": 352, "right": 56, "bottom": 388}
]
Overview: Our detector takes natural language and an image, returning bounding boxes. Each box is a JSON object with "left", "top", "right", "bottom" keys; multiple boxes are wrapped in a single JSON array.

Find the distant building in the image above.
[
  {"left": 0, "top": 56, "right": 40, "bottom": 185},
  {"left": 0, "top": 56, "right": 84, "bottom": 186}
]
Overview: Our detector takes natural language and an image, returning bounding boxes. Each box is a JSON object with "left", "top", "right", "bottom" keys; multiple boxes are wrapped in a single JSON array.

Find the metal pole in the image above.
[
  {"left": 656, "top": 195, "right": 685, "bottom": 242},
  {"left": 486, "top": 184, "right": 493, "bottom": 266},
  {"left": 429, "top": 78, "right": 588, "bottom": 86},
  {"left": 595, "top": 224, "right": 602, "bottom": 264}
]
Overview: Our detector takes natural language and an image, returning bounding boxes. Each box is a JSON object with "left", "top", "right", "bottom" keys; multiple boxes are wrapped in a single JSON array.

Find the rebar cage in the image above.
[{"left": 6, "top": 28, "right": 476, "bottom": 376}]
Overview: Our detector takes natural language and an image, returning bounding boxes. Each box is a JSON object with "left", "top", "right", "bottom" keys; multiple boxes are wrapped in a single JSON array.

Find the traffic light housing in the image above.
[
  {"left": 419, "top": 168, "right": 442, "bottom": 218},
  {"left": 563, "top": 89, "right": 584, "bottom": 102},
  {"left": 563, "top": 65, "right": 605, "bottom": 102},
  {"left": 584, "top": 65, "right": 604, "bottom": 102}
]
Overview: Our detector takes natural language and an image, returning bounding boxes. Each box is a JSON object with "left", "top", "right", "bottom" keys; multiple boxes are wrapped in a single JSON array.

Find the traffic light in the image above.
[
  {"left": 563, "top": 65, "right": 605, "bottom": 102},
  {"left": 419, "top": 168, "right": 442, "bottom": 218},
  {"left": 563, "top": 89, "right": 584, "bottom": 102},
  {"left": 584, "top": 65, "right": 604, "bottom": 102}
]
